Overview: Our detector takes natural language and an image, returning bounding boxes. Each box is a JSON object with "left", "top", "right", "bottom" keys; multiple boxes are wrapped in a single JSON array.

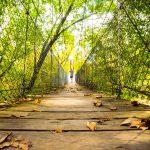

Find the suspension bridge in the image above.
[{"left": 0, "top": 0, "right": 150, "bottom": 149}]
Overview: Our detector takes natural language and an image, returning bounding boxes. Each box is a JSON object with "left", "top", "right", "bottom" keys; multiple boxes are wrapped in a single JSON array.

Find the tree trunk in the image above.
[{"left": 27, "top": 2, "right": 74, "bottom": 91}]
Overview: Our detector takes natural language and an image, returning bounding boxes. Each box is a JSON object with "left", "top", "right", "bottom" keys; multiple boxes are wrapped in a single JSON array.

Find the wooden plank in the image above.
[
  {"left": 0, "top": 111, "right": 150, "bottom": 119},
  {"left": 0, "top": 130, "right": 150, "bottom": 150},
  {"left": 0, "top": 118, "right": 144, "bottom": 131},
  {"left": 5, "top": 104, "right": 150, "bottom": 112}
]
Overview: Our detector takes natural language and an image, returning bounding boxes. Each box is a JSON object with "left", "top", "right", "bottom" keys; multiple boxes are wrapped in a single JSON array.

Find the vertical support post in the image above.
[
  {"left": 117, "top": 0, "right": 122, "bottom": 99},
  {"left": 22, "top": 1, "right": 29, "bottom": 97},
  {"left": 91, "top": 0, "right": 94, "bottom": 91},
  {"left": 58, "top": 55, "right": 60, "bottom": 87},
  {"left": 84, "top": 61, "right": 86, "bottom": 86},
  {"left": 50, "top": 49, "right": 53, "bottom": 88}
]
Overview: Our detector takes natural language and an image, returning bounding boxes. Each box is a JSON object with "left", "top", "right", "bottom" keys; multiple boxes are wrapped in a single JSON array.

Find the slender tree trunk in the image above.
[{"left": 28, "top": 2, "right": 74, "bottom": 91}]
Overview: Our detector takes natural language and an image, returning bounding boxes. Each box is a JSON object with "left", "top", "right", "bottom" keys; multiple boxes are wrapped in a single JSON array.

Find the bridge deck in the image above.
[{"left": 0, "top": 83, "right": 150, "bottom": 150}]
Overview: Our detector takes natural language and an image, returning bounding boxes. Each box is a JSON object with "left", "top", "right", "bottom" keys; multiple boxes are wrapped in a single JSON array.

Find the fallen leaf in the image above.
[
  {"left": 130, "top": 120, "right": 142, "bottom": 128},
  {"left": 34, "top": 98, "right": 41, "bottom": 104},
  {"left": 0, "top": 132, "right": 12, "bottom": 144},
  {"left": 121, "top": 118, "right": 141, "bottom": 126},
  {"left": 55, "top": 129, "right": 62, "bottom": 133},
  {"left": 96, "top": 95, "right": 102, "bottom": 99},
  {"left": 110, "top": 106, "right": 117, "bottom": 111},
  {"left": 11, "top": 138, "right": 31, "bottom": 150},
  {"left": 0, "top": 132, "right": 31, "bottom": 150},
  {"left": 139, "top": 126, "right": 149, "bottom": 130},
  {"left": 96, "top": 102, "right": 103, "bottom": 107},
  {"left": 93, "top": 100, "right": 103, "bottom": 107},
  {"left": 0, "top": 142, "right": 11, "bottom": 149},
  {"left": 86, "top": 121, "right": 96, "bottom": 131}
]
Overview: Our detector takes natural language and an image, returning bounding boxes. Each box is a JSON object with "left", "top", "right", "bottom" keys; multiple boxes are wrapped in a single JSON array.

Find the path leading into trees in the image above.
[{"left": 0, "top": 83, "right": 150, "bottom": 150}]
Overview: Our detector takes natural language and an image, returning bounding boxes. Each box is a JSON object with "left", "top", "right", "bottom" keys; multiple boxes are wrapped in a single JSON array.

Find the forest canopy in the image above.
[{"left": 0, "top": 0, "right": 149, "bottom": 100}]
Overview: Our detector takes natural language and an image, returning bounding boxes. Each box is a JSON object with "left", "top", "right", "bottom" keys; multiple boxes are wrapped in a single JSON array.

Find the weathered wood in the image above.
[
  {"left": 0, "top": 131, "right": 150, "bottom": 150},
  {"left": 0, "top": 111, "right": 150, "bottom": 120},
  {"left": 0, "top": 83, "right": 150, "bottom": 150},
  {"left": 0, "top": 118, "right": 146, "bottom": 131}
]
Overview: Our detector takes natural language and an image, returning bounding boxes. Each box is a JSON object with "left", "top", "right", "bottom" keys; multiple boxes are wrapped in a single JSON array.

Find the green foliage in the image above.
[
  {"left": 76, "top": 0, "right": 150, "bottom": 100},
  {"left": 0, "top": 0, "right": 149, "bottom": 101}
]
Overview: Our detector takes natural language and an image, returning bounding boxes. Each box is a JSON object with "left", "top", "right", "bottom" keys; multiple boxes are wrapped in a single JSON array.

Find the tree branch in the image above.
[
  {"left": 58, "top": 13, "right": 97, "bottom": 35},
  {"left": 28, "top": 1, "right": 75, "bottom": 91}
]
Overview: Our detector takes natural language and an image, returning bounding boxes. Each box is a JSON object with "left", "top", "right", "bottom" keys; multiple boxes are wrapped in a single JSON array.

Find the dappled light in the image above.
[{"left": 0, "top": 0, "right": 150, "bottom": 149}]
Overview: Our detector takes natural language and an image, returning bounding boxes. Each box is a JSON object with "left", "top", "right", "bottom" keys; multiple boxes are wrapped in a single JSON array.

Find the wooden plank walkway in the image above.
[{"left": 0, "top": 83, "right": 150, "bottom": 150}]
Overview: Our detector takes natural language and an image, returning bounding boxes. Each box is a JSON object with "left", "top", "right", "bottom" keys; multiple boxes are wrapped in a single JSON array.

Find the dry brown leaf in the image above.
[
  {"left": 130, "top": 120, "right": 142, "bottom": 128},
  {"left": 110, "top": 106, "right": 117, "bottom": 111},
  {"left": 11, "top": 138, "right": 31, "bottom": 150},
  {"left": 93, "top": 100, "right": 103, "bottom": 107},
  {"left": 19, "top": 143, "right": 29, "bottom": 150},
  {"left": 55, "top": 129, "right": 62, "bottom": 133},
  {"left": 34, "top": 98, "right": 41, "bottom": 104},
  {"left": 93, "top": 101, "right": 97, "bottom": 105},
  {"left": 96, "top": 95, "right": 102, "bottom": 99},
  {"left": 0, "top": 132, "right": 31, "bottom": 150},
  {"left": 0, "top": 132, "right": 12, "bottom": 144},
  {"left": 139, "top": 126, "right": 149, "bottom": 130},
  {"left": 86, "top": 121, "right": 96, "bottom": 131},
  {"left": 121, "top": 118, "right": 140, "bottom": 126},
  {"left": 0, "top": 142, "right": 11, "bottom": 149},
  {"left": 96, "top": 102, "right": 103, "bottom": 107}
]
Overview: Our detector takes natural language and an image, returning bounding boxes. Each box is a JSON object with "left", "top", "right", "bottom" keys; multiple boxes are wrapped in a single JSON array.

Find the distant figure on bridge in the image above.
[{"left": 70, "top": 69, "right": 74, "bottom": 82}]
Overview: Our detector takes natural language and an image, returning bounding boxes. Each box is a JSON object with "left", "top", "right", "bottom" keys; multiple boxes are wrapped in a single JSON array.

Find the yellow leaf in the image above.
[
  {"left": 34, "top": 99, "right": 41, "bottom": 104},
  {"left": 86, "top": 121, "right": 97, "bottom": 131},
  {"left": 55, "top": 129, "right": 62, "bottom": 133}
]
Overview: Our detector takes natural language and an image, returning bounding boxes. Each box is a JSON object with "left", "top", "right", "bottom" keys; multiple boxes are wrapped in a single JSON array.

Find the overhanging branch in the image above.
[{"left": 58, "top": 13, "right": 97, "bottom": 35}]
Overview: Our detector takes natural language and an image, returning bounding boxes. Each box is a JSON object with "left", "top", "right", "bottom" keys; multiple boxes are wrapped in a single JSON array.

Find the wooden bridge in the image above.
[{"left": 0, "top": 83, "right": 150, "bottom": 150}]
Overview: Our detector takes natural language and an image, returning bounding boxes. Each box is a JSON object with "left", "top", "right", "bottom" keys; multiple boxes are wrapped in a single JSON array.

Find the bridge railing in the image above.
[{"left": 76, "top": 1, "right": 150, "bottom": 100}]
